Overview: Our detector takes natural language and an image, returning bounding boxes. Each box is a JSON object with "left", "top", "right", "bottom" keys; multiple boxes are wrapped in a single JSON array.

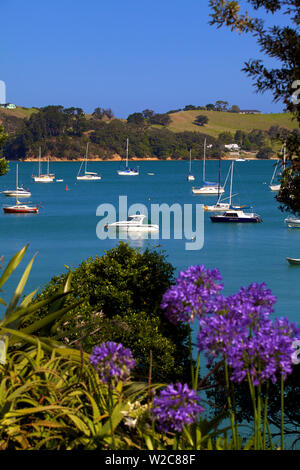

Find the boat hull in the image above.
[
  {"left": 77, "top": 176, "right": 101, "bottom": 181},
  {"left": 210, "top": 216, "right": 261, "bottom": 223},
  {"left": 269, "top": 184, "right": 280, "bottom": 191},
  {"left": 117, "top": 171, "right": 139, "bottom": 176},
  {"left": 192, "top": 187, "right": 225, "bottom": 195},
  {"left": 2, "top": 191, "right": 31, "bottom": 197},
  {"left": 285, "top": 218, "right": 300, "bottom": 228},
  {"left": 286, "top": 257, "right": 300, "bottom": 265},
  {"left": 3, "top": 206, "right": 39, "bottom": 214}
]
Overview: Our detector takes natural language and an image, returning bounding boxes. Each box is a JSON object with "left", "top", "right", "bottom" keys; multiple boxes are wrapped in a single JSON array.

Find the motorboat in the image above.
[
  {"left": 77, "top": 143, "right": 101, "bottom": 180},
  {"left": 210, "top": 209, "right": 262, "bottom": 223},
  {"left": 192, "top": 138, "right": 224, "bottom": 194},
  {"left": 117, "top": 139, "right": 139, "bottom": 176},
  {"left": 285, "top": 217, "right": 300, "bottom": 228},
  {"left": 286, "top": 257, "right": 300, "bottom": 265},
  {"left": 106, "top": 214, "right": 159, "bottom": 232},
  {"left": 2, "top": 187, "right": 31, "bottom": 198}
]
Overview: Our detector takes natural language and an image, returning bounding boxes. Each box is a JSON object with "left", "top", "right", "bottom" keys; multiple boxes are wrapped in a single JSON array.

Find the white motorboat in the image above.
[
  {"left": 77, "top": 143, "right": 101, "bottom": 181},
  {"left": 32, "top": 147, "right": 55, "bottom": 183},
  {"left": 285, "top": 217, "right": 300, "bottom": 228},
  {"left": 106, "top": 214, "right": 159, "bottom": 232},
  {"left": 117, "top": 139, "right": 139, "bottom": 176},
  {"left": 192, "top": 138, "right": 224, "bottom": 194}
]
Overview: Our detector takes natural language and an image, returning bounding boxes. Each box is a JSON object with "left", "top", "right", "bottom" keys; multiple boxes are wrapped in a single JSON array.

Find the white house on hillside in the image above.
[{"left": 224, "top": 143, "right": 240, "bottom": 151}]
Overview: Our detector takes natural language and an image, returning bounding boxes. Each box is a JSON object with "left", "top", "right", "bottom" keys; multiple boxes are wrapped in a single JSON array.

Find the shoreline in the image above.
[{"left": 19, "top": 157, "right": 274, "bottom": 162}]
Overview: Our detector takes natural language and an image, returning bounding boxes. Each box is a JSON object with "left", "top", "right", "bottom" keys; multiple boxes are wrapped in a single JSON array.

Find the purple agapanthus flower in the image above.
[
  {"left": 227, "top": 317, "right": 300, "bottom": 385},
  {"left": 152, "top": 383, "right": 204, "bottom": 433},
  {"left": 90, "top": 341, "right": 136, "bottom": 385},
  {"left": 161, "top": 265, "right": 223, "bottom": 325}
]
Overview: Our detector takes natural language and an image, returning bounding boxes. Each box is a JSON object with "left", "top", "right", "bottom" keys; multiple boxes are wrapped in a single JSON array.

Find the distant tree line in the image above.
[
  {"left": 2, "top": 104, "right": 295, "bottom": 161},
  {"left": 167, "top": 101, "right": 248, "bottom": 114},
  {"left": 3, "top": 105, "right": 224, "bottom": 161}
]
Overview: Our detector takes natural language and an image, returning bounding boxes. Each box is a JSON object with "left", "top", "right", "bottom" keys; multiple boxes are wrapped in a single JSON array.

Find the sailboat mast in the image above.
[
  {"left": 189, "top": 149, "right": 192, "bottom": 173},
  {"left": 126, "top": 138, "right": 129, "bottom": 168},
  {"left": 217, "top": 158, "right": 221, "bottom": 200},
  {"left": 85, "top": 142, "right": 89, "bottom": 174},
  {"left": 229, "top": 161, "right": 234, "bottom": 206},
  {"left": 203, "top": 138, "right": 206, "bottom": 182},
  {"left": 38, "top": 147, "right": 41, "bottom": 177}
]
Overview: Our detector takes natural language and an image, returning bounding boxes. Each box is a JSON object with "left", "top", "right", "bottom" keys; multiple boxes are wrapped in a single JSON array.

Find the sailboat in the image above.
[
  {"left": 2, "top": 164, "right": 31, "bottom": 198},
  {"left": 187, "top": 149, "right": 195, "bottom": 181},
  {"left": 269, "top": 143, "right": 286, "bottom": 191},
  {"left": 192, "top": 138, "right": 224, "bottom": 194},
  {"left": 210, "top": 161, "right": 262, "bottom": 223},
  {"left": 77, "top": 143, "right": 101, "bottom": 181},
  {"left": 3, "top": 165, "right": 39, "bottom": 214},
  {"left": 117, "top": 139, "right": 139, "bottom": 176},
  {"left": 204, "top": 161, "right": 247, "bottom": 212},
  {"left": 32, "top": 147, "right": 55, "bottom": 183}
]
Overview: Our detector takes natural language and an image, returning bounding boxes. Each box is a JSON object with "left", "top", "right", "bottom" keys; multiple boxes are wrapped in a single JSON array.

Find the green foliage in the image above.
[
  {"left": 256, "top": 147, "right": 274, "bottom": 159},
  {"left": 26, "top": 243, "right": 191, "bottom": 383},
  {"left": 0, "top": 245, "right": 83, "bottom": 356},
  {"left": 0, "top": 157, "right": 9, "bottom": 176}
]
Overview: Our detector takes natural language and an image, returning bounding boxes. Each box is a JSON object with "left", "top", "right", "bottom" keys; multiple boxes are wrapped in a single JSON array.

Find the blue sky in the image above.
[{"left": 1, "top": 0, "right": 287, "bottom": 117}]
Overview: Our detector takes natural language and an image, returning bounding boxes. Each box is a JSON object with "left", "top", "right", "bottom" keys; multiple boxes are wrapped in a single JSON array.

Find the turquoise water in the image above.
[{"left": 0, "top": 159, "right": 299, "bottom": 325}]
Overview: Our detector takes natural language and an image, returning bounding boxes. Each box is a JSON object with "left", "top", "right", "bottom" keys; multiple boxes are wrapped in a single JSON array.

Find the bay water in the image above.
[{"left": 0, "top": 159, "right": 298, "bottom": 324}]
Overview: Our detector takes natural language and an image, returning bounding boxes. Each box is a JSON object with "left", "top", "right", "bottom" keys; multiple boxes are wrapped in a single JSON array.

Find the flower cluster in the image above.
[
  {"left": 195, "top": 282, "right": 300, "bottom": 385},
  {"left": 152, "top": 383, "right": 204, "bottom": 433},
  {"left": 90, "top": 341, "right": 136, "bottom": 385},
  {"left": 161, "top": 264, "right": 300, "bottom": 387},
  {"left": 160, "top": 265, "right": 223, "bottom": 325}
]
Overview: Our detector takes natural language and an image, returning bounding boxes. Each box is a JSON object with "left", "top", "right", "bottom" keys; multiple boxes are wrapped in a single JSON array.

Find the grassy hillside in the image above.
[{"left": 165, "top": 110, "right": 297, "bottom": 138}]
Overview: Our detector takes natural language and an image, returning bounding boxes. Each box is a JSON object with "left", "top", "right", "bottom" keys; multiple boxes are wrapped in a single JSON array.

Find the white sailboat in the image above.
[
  {"left": 204, "top": 161, "right": 247, "bottom": 212},
  {"left": 2, "top": 164, "right": 31, "bottom": 197},
  {"left": 3, "top": 164, "right": 39, "bottom": 214},
  {"left": 117, "top": 139, "right": 139, "bottom": 176},
  {"left": 269, "top": 144, "right": 286, "bottom": 191},
  {"left": 187, "top": 149, "right": 195, "bottom": 181},
  {"left": 32, "top": 147, "right": 55, "bottom": 183},
  {"left": 192, "top": 138, "right": 224, "bottom": 194},
  {"left": 77, "top": 143, "right": 101, "bottom": 181},
  {"left": 209, "top": 161, "right": 262, "bottom": 223}
]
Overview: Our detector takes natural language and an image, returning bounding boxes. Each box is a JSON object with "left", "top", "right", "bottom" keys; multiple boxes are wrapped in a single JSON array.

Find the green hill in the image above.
[
  {"left": 164, "top": 110, "right": 296, "bottom": 138},
  {"left": 0, "top": 105, "right": 298, "bottom": 161}
]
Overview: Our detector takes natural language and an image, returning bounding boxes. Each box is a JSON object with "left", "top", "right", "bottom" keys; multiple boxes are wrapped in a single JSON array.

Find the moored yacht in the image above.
[
  {"left": 106, "top": 214, "right": 158, "bottom": 232},
  {"left": 210, "top": 209, "right": 262, "bottom": 223}
]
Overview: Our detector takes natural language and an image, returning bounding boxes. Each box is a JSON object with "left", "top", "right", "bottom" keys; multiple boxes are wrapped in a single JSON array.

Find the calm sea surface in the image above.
[{"left": 0, "top": 159, "right": 299, "bottom": 325}]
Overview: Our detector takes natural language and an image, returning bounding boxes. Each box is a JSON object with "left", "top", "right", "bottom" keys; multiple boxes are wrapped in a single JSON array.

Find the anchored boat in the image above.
[{"left": 106, "top": 214, "right": 158, "bottom": 232}]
